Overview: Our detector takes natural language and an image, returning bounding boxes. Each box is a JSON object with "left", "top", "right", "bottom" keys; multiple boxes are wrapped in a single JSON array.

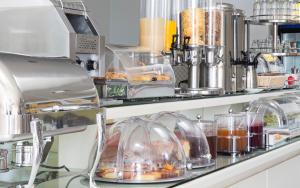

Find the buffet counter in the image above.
[{"left": 24, "top": 137, "right": 300, "bottom": 188}]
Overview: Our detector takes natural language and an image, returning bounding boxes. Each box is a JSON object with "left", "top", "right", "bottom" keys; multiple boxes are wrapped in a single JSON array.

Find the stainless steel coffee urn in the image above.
[{"left": 219, "top": 3, "right": 246, "bottom": 93}]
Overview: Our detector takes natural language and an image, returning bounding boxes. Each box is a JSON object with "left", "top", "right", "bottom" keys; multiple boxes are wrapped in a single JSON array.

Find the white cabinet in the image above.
[
  {"left": 268, "top": 155, "right": 300, "bottom": 188},
  {"left": 229, "top": 172, "right": 267, "bottom": 188},
  {"left": 228, "top": 155, "right": 300, "bottom": 188}
]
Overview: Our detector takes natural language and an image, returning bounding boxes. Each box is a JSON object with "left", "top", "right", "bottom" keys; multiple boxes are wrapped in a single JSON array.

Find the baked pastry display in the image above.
[
  {"left": 95, "top": 118, "right": 188, "bottom": 183},
  {"left": 105, "top": 72, "right": 171, "bottom": 83},
  {"left": 130, "top": 73, "right": 171, "bottom": 82},
  {"left": 150, "top": 112, "right": 214, "bottom": 169},
  {"left": 105, "top": 72, "right": 128, "bottom": 80}
]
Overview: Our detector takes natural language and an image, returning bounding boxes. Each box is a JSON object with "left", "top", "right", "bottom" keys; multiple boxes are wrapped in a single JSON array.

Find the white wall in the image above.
[
  {"left": 85, "top": 0, "right": 111, "bottom": 40},
  {"left": 85, "top": 0, "right": 270, "bottom": 45}
]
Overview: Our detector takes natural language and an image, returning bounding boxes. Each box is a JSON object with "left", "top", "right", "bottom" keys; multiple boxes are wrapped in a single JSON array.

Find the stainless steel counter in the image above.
[{"left": 1, "top": 138, "right": 299, "bottom": 188}]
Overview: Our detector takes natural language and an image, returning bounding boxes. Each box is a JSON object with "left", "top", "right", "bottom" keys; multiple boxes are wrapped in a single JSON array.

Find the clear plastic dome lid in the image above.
[
  {"left": 215, "top": 112, "right": 247, "bottom": 131},
  {"left": 105, "top": 46, "right": 176, "bottom": 84},
  {"left": 257, "top": 54, "right": 285, "bottom": 75},
  {"left": 248, "top": 98, "right": 288, "bottom": 128},
  {"left": 150, "top": 112, "right": 213, "bottom": 168},
  {"left": 97, "top": 117, "right": 188, "bottom": 183},
  {"left": 268, "top": 95, "right": 300, "bottom": 129}
]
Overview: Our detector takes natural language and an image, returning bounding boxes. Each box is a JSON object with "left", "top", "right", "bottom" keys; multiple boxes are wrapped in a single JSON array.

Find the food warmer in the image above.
[
  {"left": 150, "top": 112, "right": 214, "bottom": 168},
  {"left": 249, "top": 95, "right": 300, "bottom": 146},
  {"left": 97, "top": 46, "right": 176, "bottom": 99},
  {"left": 96, "top": 117, "right": 189, "bottom": 183},
  {"left": 0, "top": 52, "right": 104, "bottom": 187},
  {"left": 0, "top": 0, "right": 105, "bottom": 78}
]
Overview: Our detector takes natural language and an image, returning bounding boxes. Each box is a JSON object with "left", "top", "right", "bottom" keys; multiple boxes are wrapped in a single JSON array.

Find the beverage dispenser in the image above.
[
  {"left": 177, "top": 0, "right": 206, "bottom": 95},
  {"left": 139, "top": 0, "right": 177, "bottom": 53},
  {"left": 200, "top": 1, "right": 224, "bottom": 95}
]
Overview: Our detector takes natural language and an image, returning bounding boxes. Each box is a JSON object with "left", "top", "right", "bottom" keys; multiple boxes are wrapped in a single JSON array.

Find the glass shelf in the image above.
[
  {"left": 10, "top": 137, "right": 300, "bottom": 188},
  {"left": 103, "top": 89, "right": 297, "bottom": 120},
  {"left": 249, "top": 15, "right": 300, "bottom": 25}
]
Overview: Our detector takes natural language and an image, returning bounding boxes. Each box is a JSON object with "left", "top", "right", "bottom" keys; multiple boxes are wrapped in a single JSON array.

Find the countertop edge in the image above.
[{"left": 175, "top": 140, "right": 300, "bottom": 188}]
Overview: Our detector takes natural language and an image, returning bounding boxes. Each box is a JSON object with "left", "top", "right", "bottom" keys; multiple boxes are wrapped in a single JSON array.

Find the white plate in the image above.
[{"left": 246, "top": 88, "right": 264, "bottom": 94}]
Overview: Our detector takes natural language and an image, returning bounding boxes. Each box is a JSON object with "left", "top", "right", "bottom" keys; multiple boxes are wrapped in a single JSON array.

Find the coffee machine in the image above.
[{"left": 219, "top": 3, "right": 247, "bottom": 93}]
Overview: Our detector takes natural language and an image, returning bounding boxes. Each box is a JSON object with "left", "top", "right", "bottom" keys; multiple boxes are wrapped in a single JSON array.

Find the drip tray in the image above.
[{"left": 186, "top": 88, "right": 224, "bottom": 96}]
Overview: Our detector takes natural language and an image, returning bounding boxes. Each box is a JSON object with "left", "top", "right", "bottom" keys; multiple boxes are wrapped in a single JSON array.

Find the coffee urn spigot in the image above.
[
  {"left": 182, "top": 37, "right": 205, "bottom": 94},
  {"left": 0, "top": 149, "right": 8, "bottom": 173},
  {"left": 231, "top": 51, "right": 261, "bottom": 89},
  {"left": 170, "top": 35, "right": 183, "bottom": 66}
]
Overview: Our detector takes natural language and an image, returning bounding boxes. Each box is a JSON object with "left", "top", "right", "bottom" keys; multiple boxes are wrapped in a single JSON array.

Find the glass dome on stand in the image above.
[
  {"left": 149, "top": 112, "right": 214, "bottom": 169},
  {"left": 248, "top": 95, "right": 300, "bottom": 146},
  {"left": 96, "top": 117, "right": 190, "bottom": 183}
]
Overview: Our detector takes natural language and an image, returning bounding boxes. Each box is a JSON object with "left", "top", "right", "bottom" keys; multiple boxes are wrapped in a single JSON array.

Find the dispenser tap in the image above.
[
  {"left": 0, "top": 149, "right": 8, "bottom": 172},
  {"left": 170, "top": 34, "right": 183, "bottom": 65}
]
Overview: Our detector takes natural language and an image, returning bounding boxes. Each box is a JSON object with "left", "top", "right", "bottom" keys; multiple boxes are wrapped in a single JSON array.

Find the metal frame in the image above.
[{"left": 89, "top": 112, "right": 106, "bottom": 188}]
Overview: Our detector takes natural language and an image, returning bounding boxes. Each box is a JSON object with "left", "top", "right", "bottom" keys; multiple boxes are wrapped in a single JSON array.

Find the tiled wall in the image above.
[{"left": 282, "top": 33, "right": 300, "bottom": 73}]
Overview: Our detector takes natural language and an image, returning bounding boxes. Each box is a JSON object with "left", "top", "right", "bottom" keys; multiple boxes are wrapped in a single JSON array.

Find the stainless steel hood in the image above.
[{"left": 0, "top": 53, "right": 100, "bottom": 143}]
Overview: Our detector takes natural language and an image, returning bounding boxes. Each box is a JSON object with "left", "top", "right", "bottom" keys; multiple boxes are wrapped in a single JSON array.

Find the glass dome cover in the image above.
[
  {"left": 104, "top": 45, "right": 176, "bottom": 99},
  {"left": 269, "top": 95, "right": 300, "bottom": 129},
  {"left": 248, "top": 98, "right": 288, "bottom": 129},
  {"left": 150, "top": 112, "right": 213, "bottom": 168},
  {"left": 96, "top": 117, "right": 188, "bottom": 183}
]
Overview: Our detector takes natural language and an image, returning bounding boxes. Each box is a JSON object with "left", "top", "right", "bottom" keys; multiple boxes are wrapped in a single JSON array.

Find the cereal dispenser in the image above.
[
  {"left": 171, "top": 0, "right": 224, "bottom": 95},
  {"left": 177, "top": 0, "right": 207, "bottom": 95},
  {"left": 200, "top": 0, "right": 224, "bottom": 95}
]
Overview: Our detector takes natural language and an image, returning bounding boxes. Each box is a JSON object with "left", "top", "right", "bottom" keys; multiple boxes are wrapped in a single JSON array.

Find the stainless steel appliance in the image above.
[
  {"left": 0, "top": 0, "right": 106, "bottom": 187},
  {"left": 0, "top": 149, "right": 8, "bottom": 172},
  {"left": 219, "top": 4, "right": 246, "bottom": 93},
  {"left": 200, "top": 46, "right": 225, "bottom": 95},
  {"left": 232, "top": 8, "right": 247, "bottom": 92},
  {"left": 171, "top": 1, "right": 225, "bottom": 96},
  {"left": 12, "top": 142, "right": 34, "bottom": 167},
  {"left": 0, "top": 53, "right": 101, "bottom": 187},
  {"left": 0, "top": 0, "right": 105, "bottom": 78}
]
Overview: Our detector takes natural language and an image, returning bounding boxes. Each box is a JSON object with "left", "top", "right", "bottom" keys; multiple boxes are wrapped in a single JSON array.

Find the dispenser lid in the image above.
[
  {"left": 248, "top": 98, "right": 288, "bottom": 128},
  {"left": 149, "top": 112, "right": 213, "bottom": 168}
]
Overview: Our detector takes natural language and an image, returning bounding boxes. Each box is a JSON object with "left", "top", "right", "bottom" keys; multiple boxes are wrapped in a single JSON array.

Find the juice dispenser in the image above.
[{"left": 140, "top": 0, "right": 177, "bottom": 53}]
